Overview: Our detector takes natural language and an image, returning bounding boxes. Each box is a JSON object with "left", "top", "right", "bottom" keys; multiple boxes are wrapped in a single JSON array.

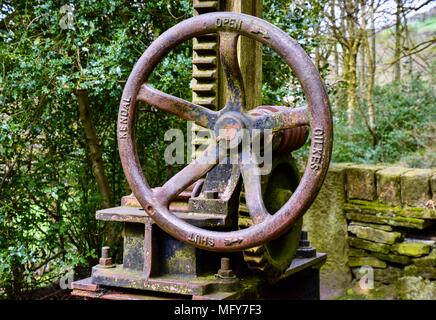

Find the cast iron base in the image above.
[{"left": 71, "top": 253, "right": 326, "bottom": 300}]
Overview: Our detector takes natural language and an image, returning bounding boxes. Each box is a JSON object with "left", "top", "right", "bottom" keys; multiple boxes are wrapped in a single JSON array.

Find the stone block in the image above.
[
  {"left": 348, "top": 256, "right": 387, "bottom": 268},
  {"left": 394, "top": 242, "right": 431, "bottom": 257},
  {"left": 352, "top": 266, "right": 402, "bottom": 285},
  {"left": 396, "top": 207, "right": 436, "bottom": 219},
  {"left": 345, "top": 165, "right": 378, "bottom": 201},
  {"left": 401, "top": 169, "right": 433, "bottom": 207},
  {"left": 346, "top": 199, "right": 436, "bottom": 220},
  {"left": 372, "top": 252, "right": 412, "bottom": 265},
  {"left": 376, "top": 167, "right": 411, "bottom": 206},
  {"left": 404, "top": 265, "right": 436, "bottom": 280},
  {"left": 397, "top": 276, "right": 436, "bottom": 299},
  {"left": 374, "top": 267, "right": 403, "bottom": 284},
  {"left": 348, "top": 224, "right": 402, "bottom": 244},
  {"left": 303, "top": 163, "right": 351, "bottom": 295},
  {"left": 349, "top": 248, "right": 367, "bottom": 257},
  {"left": 345, "top": 210, "right": 430, "bottom": 230},
  {"left": 348, "top": 237, "right": 391, "bottom": 254},
  {"left": 345, "top": 164, "right": 384, "bottom": 201},
  {"left": 413, "top": 249, "right": 436, "bottom": 267},
  {"left": 349, "top": 221, "right": 393, "bottom": 231}
]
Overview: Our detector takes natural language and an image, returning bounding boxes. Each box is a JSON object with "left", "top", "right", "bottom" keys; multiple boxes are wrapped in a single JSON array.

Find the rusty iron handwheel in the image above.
[{"left": 117, "top": 12, "right": 332, "bottom": 252}]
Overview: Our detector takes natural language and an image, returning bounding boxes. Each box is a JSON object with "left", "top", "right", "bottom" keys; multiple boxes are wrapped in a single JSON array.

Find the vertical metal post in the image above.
[
  {"left": 191, "top": 0, "right": 263, "bottom": 159},
  {"left": 221, "top": 0, "right": 263, "bottom": 110}
]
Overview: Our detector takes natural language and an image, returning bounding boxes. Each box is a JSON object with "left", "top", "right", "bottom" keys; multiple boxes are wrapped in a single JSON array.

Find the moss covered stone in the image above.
[
  {"left": 349, "top": 248, "right": 367, "bottom": 257},
  {"left": 394, "top": 242, "right": 431, "bottom": 257},
  {"left": 345, "top": 164, "right": 384, "bottom": 201},
  {"left": 397, "top": 276, "right": 436, "bottom": 299},
  {"left": 374, "top": 267, "right": 403, "bottom": 284},
  {"left": 396, "top": 207, "right": 436, "bottom": 219},
  {"left": 349, "top": 221, "right": 393, "bottom": 231},
  {"left": 400, "top": 169, "right": 432, "bottom": 207},
  {"left": 303, "top": 163, "right": 352, "bottom": 296},
  {"left": 404, "top": 265, "right": 436, "bottom": 279},
  {"left": 348, "top": 256, "right": 387, "bottom": 268},
  {"left": 344, "top": 275, "right": 399, "bottom": 299},
  {"left": 348, "top": 237, "right": 391, "bottom": 254},
  {"left": 345, "top": 200, "right": 433, "bottom": 228},
  {"left": 372, "top": 252, "right": 412, "bottom": 265},
  {"left": 345, "top": 210, "right": 430, "bottom": 229},
  {"left": 348, "top": 224, "right": 402, "bottom": 244},
  {"left": 376, "top": 167, "right": 412, "bottom": 206},
  {"left": 346, "top": 199, "right": 436, "bottom": 220},
  {"left": 413, "top": 250, "right": 436, "bottom": 267}
]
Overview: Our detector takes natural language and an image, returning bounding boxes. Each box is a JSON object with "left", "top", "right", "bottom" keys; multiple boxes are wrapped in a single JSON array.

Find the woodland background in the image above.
[{"left": 0, "top": 0, "right": 434, "bottom": 299}]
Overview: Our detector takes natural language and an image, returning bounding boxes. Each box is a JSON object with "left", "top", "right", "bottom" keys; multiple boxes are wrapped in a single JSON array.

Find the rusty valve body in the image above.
[{"left": 117, "top": 12, "right": 333, "bottom": 252}]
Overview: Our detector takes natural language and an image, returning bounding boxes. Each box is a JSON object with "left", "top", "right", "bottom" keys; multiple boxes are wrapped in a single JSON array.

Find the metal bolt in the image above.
[
  {"left": 296, "top": 231, "right": 316, "bottom": 258},
  {"left": 101, "top": 246, "right": 110, "bottom": 258},
  {"left": 220, "top": 257, "right": 230, "bottom": 270},
  {"left": 99, "top": 246, "right": 114, "bottom": 268},
  {"left": 217, "top": 257, "right": 235, "bottom": 279}
]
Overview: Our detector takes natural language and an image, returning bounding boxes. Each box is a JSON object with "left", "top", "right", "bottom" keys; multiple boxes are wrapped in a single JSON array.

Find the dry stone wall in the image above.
[{"left": 303, "top": 163, "right": 436, "bottom": 299}]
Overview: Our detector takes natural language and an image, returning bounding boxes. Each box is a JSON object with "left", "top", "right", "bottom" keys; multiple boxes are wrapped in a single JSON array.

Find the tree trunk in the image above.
[
  {"left": 341, "top": 44, "right": 350, "bottom": 114},
  {"left": 369, "top": 4, "right": 376, "bottom": 132},
  {"left": 343, "top": 0, "right": 361, "bottom": 126},
  {"left": 362, "top": 0, "right": 377, "bottom": 145},
  {"left": 394, "top": 0, "right": 402, "bottom": 81},
  {"left": 329, "top": 0, "right": 342, "bottom": 110},
  {"left": 359, "top": 42, "right": 366, "bottom": 105},
  {"left": 403, "top": 10, "right": 413, "bottom": 77},
  {"left": 334, "top": 43, "right": 341, "bottom": 110},
  {"left": 346, "top": 48, "right": 358, "bottom": 126},
  {"left": 76, "top": 89, "right": 113, "bottom": 208}
]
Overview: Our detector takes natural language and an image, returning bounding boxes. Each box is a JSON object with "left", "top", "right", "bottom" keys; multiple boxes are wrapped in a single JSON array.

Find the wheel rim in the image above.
[{"left": 118, "top": 12, "right": 332, "bottom": 251}]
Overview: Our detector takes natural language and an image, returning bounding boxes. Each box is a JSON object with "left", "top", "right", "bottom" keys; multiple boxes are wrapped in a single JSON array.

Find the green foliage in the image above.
[
  {"left": 332, "top": 77, "right": 436, "bottom": 167},
  {"left": 0, "top": 0, "right": 192, "bottom": 299},
  {"left": 262, "top": 0, "right": 327, "bottom": 106}
]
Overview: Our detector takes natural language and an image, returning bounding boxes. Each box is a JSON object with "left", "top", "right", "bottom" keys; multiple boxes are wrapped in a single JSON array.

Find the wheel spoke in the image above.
[
  {"left": 219, "top": 32, "right": 245, "bottom": 112},
  {"left": 251, "top": 106, "right": 309, "bottom": 132},
  {"left": 137, "top": 84, "right": 217, "bottom": 128},
  {"left": 154, "top": 144, "right": 220, "bottom": 205},
  {"left": 240, "top": 154, "right": 270, "bottom": 224}
]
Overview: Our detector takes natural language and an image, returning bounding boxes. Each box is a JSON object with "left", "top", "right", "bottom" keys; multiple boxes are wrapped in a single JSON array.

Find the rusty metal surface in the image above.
[
  {"left": 71, "top": 281, "right": 176, "bottom": 300},
  {"left": 92, "top": 264, "right": 240, "bottom": 296},
  {"left": 219, "top": 31, "right": 245, "bottom": 112},
  {"left": 117, "top": 12, "right": 332, "bottom": 251},
  {"left": 242, "top": 155, "right": 303, "bottom": 277},
  {"left": 270, "top": 253, "right": 327, "bottom": 284},
  {"left": 72, "top": 253, "right": 326, "bottom": 300},
  {"left": 122, "top": 180, "right": 203, "bottom": 212},
  {"left": 249, "top": 105, "right": 308, "bottom": 154},
  {"left": 71, "top": 277, "right": 100, "bottom": 292},
  {"left": 96, "top": 206, "right": 230, "bottom": 227},
  {"left": 138, "top": 85, "right": 217, "bottom": 128}
]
